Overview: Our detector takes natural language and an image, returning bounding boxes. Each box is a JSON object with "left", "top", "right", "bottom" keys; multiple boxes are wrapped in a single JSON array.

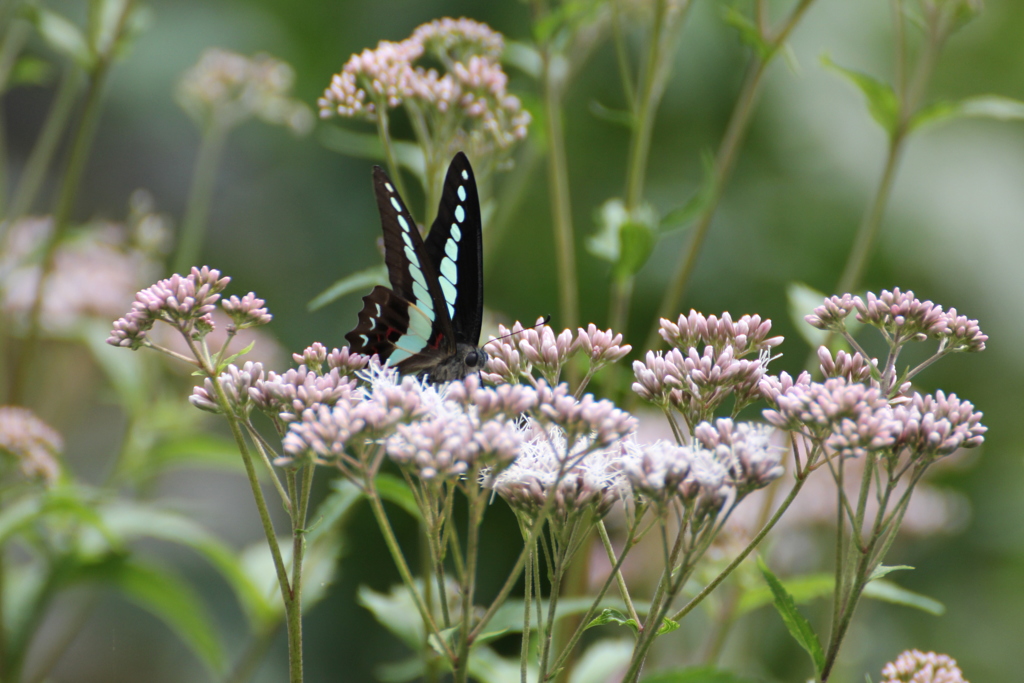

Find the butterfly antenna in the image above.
[{"left": 483, "top": 315, "right": 552, "bottom": 349}]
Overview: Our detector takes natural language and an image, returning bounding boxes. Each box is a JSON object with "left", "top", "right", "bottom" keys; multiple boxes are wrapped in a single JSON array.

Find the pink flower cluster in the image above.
[
  {"left": 632, "top": 345, "right": 768, "bottom": 428},
  {"left": 659, "top": 310, "right": 783, "bottom": 358},
  {"left": 763, "top": 376, "right": 986, "bottom": 462},
  {"left": 806, "top": 288, "right": 987, "bottom": 352},
  {"left": 881, "top": 650, "right": 968, "bottom": 683},
  {"left": 484, "top": 319, "right": 632, "bottom": 385},
  {"left": 177, "top": 48, "right": 313, "bottom": 134},
  {"left": 318, "top": 17, "right": 530, "bottom": 150},
  {"left": 107, "top": 267, "right": 233, "bottom": 349},
  {"left": 0, "top": 406, "right": 63, "bottom": 485}
]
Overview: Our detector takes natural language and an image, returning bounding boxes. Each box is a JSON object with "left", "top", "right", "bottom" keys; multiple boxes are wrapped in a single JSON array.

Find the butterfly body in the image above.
[{"left": 345, "top": 153, "right": 487, "bottom": 382}]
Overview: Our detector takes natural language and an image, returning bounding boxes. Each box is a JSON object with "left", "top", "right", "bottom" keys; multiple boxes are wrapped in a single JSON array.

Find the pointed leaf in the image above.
[
  {"left": 757, "top": 556, "right": 825, "bottom": 674},
  {"left": 821, "top": 55, "right": 899, "bottom": 136},
  {"left": 318, "top": 126, "right": 425, "bottom": 181},
  {"left": 87, "top": 501, "right": 273, "bottom": 627},
  {"left": 585, "top": 607, "right": 636, "bottom": 634},
  {"left": 26, "top": 7, "right": 93, "bottom": 69},
  {"left": 374, "top": 472, "right": 422, "bottom": 521},
  {"left": 722, "top": 6, "right": 773, "bottom": 62},
  {"left": 868, "top": 564, "right": 914, "bottom": 582},
  {"left": 911, "top": 95, "right": 1024, "bottom": 132},
  {"left": 614, "top": 217, "right": 656, "bottom": 281},
  {"left": 589, "top": 100, "right": 634, "bottom": 128},
  {"left": 308, "top": 264, "right": 388, "bottom": 311},
  {"left": 9, "top": 55, "right": 54, "bottom": 88},
  {"left": 358, "top": 584, "right": 423, "bottom": 648},
  {"left": 571, "top": 639, "right": 633, "bottom": 683},
  {"left": 504, "top": 40, "right": 542, "bottom": 79},
  {"left": 737, "top": 572, "right": 834, "bottom": 615},
  {"left": 76, "top": 557, "right": 225, "bottom": 675},
  {"left": 862, "top": 579, "right": 945, "bottom": 616}
]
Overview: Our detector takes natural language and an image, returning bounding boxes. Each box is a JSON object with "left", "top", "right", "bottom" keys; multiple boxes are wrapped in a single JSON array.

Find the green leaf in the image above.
[
  {"left": 642, "top": 665, "right": 760, "bottom": 683},
  {"left": 8, "top": 55, "right": 54, "bottom": 87},
  {"left": 587, "top": 198, "right": 658, "bottom": 280},
  {"left": 656, "top": 617, "right": 680, "bottom": 635},
  {"left": 911, "top": 95, "right": 1024, "bottom": 132},
  {"left": 589, "top": 100, "right": 634, "bottom": 128},
  {"left": 87, "top": 501, "right": 274, "bottom": 628},
  {"left": 490, "top": 597, "right": 621, "bottom": 634},
  {"left": 318, "top": 126, "right": 425, "bottom": 181},
  {"left": 738, "top": 571, "right": 944, "bottom": 617},
  {"left": 571, "top": 639, "right": 633, "bottom": 683},
  {"left": 504, "top": 40, "right": 542, "bottom": 79},
  {"left": 375, "top": 472, "right": 422, "bottom": 521},
  {"left": 862, "top": 579, "right": 945, "bottom": 616},
  {"left": 81, "top": 320, "right": 149, "bottom": 410},
  {"left": 737, "top": 572, "right": 834, "bottom": 615},
  {"left": 218, "top": 340, "right": 257, "bottom": 369},
  {"left": 308, "top": 264, "right": 387, "bottom": 311},
  {"left": 147, "top": 432, "right": 246, "bottom": 476},
  {"left": 788, "top": 282, "right": 830, "bottom": 348},
  {"left": 358, "top": 583, "right": 424, "bottom": 649},
  {"left": 614, "top": 218, "right": 656, "bottom": 280},
  {"left": 757, "top": 556, "right": 825, "bottom": 675},
  {"left": 586, "top": 607, "right": 638, "bottom": 635},
  {"left": 26, "top": 8, "right": 93, "bottom": 70},
  {"left": 821, "top": 55, "right": 899, "bottom": 136},
  {"left": 868, "top": 564, "right": 914, "bottom": 582},
  {"left": 88, "top": 0, "right": 129, "bottom": 57},
  {"left": 94, "top": 558, "right": 224, "bottom": 674},
  {"left": 722, "top": 6, "right": 774, "bottom": 62},
  {"left": 0, "top": 486, "right": 115, "bottom": 548}
]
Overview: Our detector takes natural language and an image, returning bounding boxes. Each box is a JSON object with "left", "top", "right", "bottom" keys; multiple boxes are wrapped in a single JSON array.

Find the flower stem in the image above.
[
  {"left": 542, "top": 50, "right": 580, "bottom": 333},
  {"left": 363, "top": 481, "right": 455, "bottom": 662},
  {"left": 670, "top": 471, "right": 811, "bottom": 623},
  {"left": 6, "top": 65, "right": 83, "bottom": 226},
  {"left": 171, "top": 119, "right": 229, "bottom": 275},
  {"left": 10, "top": 0, "right": 133, "bottom": 403}
]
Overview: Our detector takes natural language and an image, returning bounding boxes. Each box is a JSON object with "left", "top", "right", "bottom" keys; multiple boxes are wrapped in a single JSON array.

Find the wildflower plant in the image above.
[{"left": 0, "top": 0, "right": 1008, "bottom": 680}]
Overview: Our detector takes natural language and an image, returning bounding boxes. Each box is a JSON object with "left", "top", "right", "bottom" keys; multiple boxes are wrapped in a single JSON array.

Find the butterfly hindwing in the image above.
[
  {"left": 344, "top": 168, "right": 455, "bottom": 371},
  {"left": 423, "top": 152, "right": 483, "bottom": 346}
]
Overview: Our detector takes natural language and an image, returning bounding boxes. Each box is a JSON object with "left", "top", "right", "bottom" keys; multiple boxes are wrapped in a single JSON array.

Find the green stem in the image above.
[
  {"left": 171, "top": 119, "right": 229, "bottom": 274},
  {"left": 363, "top": 482, "right": 455, "bottom": 662},
  {"left": 453, "top": 486, "right": 485, "bottom": 683},
  {"left": 10, "top": 34, "right": 123, "bottom": 402},
  {"left": 542, "top": 50, "right": 579, "bottom": 333},
  {"left": 375, "top": 106, "right": 410, "bottom": 202},
  {"left": 7, "top": 65, "right": 83, "bottom": 227},
  {"left": 216, "top": 396, "right": 299, "bottom": 682},
  {"left": 645, "top": 0, "right": 817, "bottom": 353},
  {"left": 520, "top": 543, "right": 534, "bottom": 683},
  {"left": 834, "top": 135, "right": 906, "bottom": 296},
  {"left": 670, "top": 471, "right": 810, "bottom": 623}
]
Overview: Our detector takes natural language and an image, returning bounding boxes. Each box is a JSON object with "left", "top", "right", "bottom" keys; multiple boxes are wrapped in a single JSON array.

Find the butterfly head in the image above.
[{"left": 419, "top": 342, "right": 489, "bottom": 383}]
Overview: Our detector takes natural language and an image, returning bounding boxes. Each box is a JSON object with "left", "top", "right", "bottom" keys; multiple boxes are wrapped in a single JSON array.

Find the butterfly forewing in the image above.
[
  {"left": 344, "top": 168, "right": 455, "bottom": 369},
  {"left": 423, "top": 152, "right": 483, "bottom": 346}
]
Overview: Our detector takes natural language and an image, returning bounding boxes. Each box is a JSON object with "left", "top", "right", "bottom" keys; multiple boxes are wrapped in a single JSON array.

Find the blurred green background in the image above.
[{"left": 7, "top": 0, "right": 1024, "bottom": 681}]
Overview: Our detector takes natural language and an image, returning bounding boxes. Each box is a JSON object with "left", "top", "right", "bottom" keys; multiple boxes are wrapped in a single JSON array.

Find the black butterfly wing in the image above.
[
  {"left": 345, "top": 167, "right": 456, "bottom": 372},
  {"left": 423, "top": 152, "right": 483, "bottom": 346}
]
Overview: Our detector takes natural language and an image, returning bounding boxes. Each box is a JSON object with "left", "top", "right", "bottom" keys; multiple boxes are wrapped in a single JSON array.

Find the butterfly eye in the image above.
[{"left": 465, "top": 351, "right": 480, "bottom": 368}]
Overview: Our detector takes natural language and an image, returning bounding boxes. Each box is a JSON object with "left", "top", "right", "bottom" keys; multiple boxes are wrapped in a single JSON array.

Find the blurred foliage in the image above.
[{"left": 0, "top": 0, "right": 1022, "bottom": 681}]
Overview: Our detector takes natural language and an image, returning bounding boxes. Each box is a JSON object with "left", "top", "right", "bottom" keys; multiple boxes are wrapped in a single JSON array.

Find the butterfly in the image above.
[{"left": 345, "top": 152, "right": 488, "bottom": 383}]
